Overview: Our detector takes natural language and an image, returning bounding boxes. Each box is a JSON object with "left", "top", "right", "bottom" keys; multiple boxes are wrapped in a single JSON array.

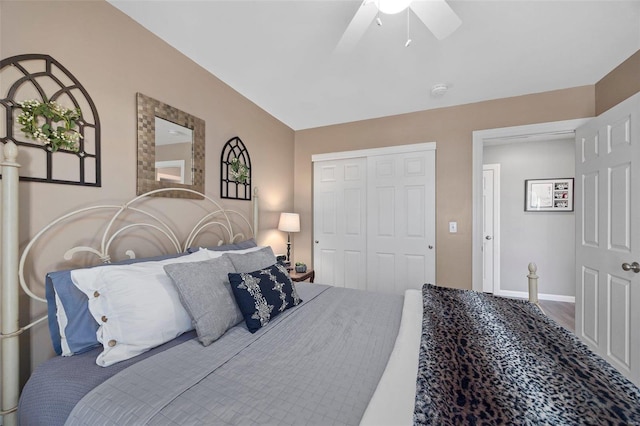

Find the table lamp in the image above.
[{"left": 278, "top": 212, "right": 300, "bottom": 264}]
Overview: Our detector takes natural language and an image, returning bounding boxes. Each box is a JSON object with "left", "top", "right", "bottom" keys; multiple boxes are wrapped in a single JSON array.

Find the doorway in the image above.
[{"left": 471, "top": 119, "right": 589, "bottom": 293}]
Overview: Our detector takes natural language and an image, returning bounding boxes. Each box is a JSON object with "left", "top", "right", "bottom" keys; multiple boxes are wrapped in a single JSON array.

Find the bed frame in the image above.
[{"left": 0, "top": 141, "right": 259, "bottom": 426}]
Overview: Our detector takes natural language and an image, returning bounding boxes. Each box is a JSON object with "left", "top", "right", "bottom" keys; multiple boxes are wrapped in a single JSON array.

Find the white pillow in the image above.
[
  {"left": 54, "top": 293, "right": 71, "bottom": 355},
  {"left": 204, "top": 245, "right": 265, "bottom": 259},
  {"left": 70, "top": 249, "right": 210, "bottom": 367}
]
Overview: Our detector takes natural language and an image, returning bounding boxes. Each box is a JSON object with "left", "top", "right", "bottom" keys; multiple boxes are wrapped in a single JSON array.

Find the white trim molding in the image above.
[
  {"left": 496, "top": 289, "right": 576, "bottom": 303},
  {"left": 312, "top": 142, "right": 436, "bottom": 162}
]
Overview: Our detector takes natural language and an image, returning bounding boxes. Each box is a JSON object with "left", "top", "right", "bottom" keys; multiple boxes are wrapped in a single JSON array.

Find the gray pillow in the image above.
[
  {"left": 164, "top": 257, "right": 243, "bottom": 346},
  {"left": 224, "top": 246, "right": 277, "bottom": 273}
]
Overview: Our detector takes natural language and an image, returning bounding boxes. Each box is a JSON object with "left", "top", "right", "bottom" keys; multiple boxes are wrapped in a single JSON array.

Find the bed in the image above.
[{"left": 2, "top": 141, "right": 640, "bottom": 425}]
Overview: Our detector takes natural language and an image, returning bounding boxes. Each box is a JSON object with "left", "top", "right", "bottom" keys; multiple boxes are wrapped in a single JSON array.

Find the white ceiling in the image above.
[{"left": 109, "top": 0, "right": 640, "bottom": 130}]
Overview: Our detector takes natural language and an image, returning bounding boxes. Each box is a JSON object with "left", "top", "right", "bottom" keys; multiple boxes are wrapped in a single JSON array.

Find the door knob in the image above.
[
  {"left": 621, "top": 262, "right": 640, "bottom": 273},
  {"left": 485, "top": 236, "right": 492, "bottom": 240},
  {"left": 315, "top": 240, "right": 319, "bottom": 244},
  {"left": 428, "top": 245, "right": 433, "bottom": 249}
]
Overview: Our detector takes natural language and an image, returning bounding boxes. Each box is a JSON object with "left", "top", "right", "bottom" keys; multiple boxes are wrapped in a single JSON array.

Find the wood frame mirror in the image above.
[{"left": 136, "top": 93, "right": 205, "bottom": 199}]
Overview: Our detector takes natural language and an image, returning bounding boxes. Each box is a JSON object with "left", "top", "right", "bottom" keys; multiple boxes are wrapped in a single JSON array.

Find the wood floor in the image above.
[{"left": 538, "top": 300, "right": 575, "bottom": 333}]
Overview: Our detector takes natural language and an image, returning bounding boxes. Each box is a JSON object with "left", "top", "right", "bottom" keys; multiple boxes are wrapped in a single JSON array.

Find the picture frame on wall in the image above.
[{"left": 525, "top": 178, "right": 574, "bottom": 212}]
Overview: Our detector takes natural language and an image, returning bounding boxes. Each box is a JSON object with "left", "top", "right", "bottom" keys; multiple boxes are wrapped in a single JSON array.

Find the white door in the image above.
[
  {"left": 575, "top": 92, "right": 640, "bottom": 386},
  {"left": 313, "top": 157, "right": 367, "bottom": 289},
  {"left": 482, "top": 164, "right": 500, "bottom": 293},
  {"left": 367, "top": 150, "right": 436, "bottom": 294}
]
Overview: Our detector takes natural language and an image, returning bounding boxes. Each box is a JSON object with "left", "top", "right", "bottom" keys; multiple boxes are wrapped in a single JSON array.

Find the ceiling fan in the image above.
[{"left": 335, "top": 0, "right": 461, "bottom": 53}]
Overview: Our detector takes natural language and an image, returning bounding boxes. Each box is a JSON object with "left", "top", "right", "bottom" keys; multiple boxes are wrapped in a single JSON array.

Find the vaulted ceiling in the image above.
[{"left": 109, "top": 1, "right": 640, "bottom": 130}]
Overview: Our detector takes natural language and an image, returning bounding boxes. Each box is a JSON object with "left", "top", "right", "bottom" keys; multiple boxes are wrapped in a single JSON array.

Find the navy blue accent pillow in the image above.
[
  {"left": 186, "top": 238, "right": 257, "bottom": 254},
  {"left": 228, "top": 263, "right": 302, "bottom": 333}
]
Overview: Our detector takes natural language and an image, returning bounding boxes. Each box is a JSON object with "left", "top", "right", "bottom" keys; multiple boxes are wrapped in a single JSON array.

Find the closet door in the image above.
[
  {"left": 367, "top": 150, "right": 436, "bottom": 293},
  {"left": 313, "top": 157, "right": 367, "bottom": 289}
]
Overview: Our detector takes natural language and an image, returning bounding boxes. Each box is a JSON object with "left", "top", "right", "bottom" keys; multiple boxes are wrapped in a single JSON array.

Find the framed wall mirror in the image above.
[{"left": 136, "top": 93, "right": 205, "bottom": 199}]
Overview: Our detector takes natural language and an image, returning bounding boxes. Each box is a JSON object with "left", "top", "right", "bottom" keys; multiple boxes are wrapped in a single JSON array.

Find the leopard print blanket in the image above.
[{"left": 414, "top": 284, "right": 640, "bottom": 425}]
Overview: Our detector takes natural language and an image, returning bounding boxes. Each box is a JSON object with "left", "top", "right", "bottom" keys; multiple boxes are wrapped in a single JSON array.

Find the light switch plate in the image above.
[{"left": 449, "top": 221, "right": 457, "bottom": 233}]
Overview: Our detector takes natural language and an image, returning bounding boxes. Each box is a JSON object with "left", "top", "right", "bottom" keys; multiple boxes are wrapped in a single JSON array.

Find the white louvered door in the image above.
[{"left": 575, "top": 92, "right": 640, "bottom": 386}]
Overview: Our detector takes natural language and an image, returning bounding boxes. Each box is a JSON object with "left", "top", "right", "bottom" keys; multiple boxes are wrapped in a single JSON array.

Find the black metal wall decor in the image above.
[
  {"left": 0, "top": 54, "right": 101, "bottom": 186},
  {"left": 220, "top": 136, "right": 251, "bottom": 200}
]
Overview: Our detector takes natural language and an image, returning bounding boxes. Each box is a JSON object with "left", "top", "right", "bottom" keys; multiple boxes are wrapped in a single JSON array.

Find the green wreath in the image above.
[
  {"left": 16, "top": 99, "right": 82, "bottom": 152},
  {"left": 229, "top": 157, "right": 249, "bottom": 184}
]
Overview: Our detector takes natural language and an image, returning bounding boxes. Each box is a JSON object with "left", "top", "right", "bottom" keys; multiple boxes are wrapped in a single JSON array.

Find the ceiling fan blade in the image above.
[
  {"left": 410, "top": 0, "right": 461, "bottom": 40},
  {"left": 334, "top": 1, "right": 378, "bottom": 54}
]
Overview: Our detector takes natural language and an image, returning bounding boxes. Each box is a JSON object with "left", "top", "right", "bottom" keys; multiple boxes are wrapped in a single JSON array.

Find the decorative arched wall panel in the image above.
[
  {"left": 0, "top": 54, "right": 101, "bottom": 186},
  {"left": 220, "top": 136, "right": 251, "bottom": 200}
]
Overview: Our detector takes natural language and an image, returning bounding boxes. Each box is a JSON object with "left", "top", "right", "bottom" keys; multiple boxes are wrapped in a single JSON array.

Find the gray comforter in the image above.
[{"left": 60, "top": 283, "right": 403, "bottom": 425}]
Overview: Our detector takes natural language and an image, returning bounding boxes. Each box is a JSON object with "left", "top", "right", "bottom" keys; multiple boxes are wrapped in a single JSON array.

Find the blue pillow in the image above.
[
  {"left": 228, "top": 263, "right": 302, "bottom": 333},
  {"left": 186, "top": 238, "right": 257, "bottom": 254},
  {"left": 45, "top": 252, "right": 190, "bottom": 356}
]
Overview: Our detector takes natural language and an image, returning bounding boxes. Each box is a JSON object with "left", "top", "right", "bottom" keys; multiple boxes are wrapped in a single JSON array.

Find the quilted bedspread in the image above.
[
  {"left": 64, "top": 284, "right": 403, "bottom": 425},
  {"left": 414, "top": 284, "right": 640, "bottom": 425}
]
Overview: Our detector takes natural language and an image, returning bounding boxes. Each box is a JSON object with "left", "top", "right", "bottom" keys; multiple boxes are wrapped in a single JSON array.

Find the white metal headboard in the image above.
[{"left": 0, "top": 141, "right": 259, "bottom": 425}]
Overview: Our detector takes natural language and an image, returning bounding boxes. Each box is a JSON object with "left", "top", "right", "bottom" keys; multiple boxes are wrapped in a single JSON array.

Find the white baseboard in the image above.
[{"left": 495, "top": 289, "right": 575, "bottom": 303}]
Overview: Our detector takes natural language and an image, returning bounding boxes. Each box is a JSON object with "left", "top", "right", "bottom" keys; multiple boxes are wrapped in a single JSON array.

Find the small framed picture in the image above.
[{"left": 525, "top": 178, "right": 574, "bottom": 212}]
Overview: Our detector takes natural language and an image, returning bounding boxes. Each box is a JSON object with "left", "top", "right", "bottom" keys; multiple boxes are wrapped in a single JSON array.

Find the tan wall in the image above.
[
  {"left": 596, "top": 49, "right": 640, "bottom": 115},
  {"left": 294, "top": 86, "right": 595, "bottom": 289},
  {"left": 1, "top": 0, "right": 294, "bottom": 375}
]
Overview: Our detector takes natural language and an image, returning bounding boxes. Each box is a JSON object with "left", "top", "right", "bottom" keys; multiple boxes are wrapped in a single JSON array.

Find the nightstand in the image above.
[{"left": 289, "top": 269, "right": 315, "bottom": 283}]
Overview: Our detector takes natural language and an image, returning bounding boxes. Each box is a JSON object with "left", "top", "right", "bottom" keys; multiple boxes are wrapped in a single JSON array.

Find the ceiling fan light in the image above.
[{"left": 377, "top": 0, "right": 412, "bottom": 15}]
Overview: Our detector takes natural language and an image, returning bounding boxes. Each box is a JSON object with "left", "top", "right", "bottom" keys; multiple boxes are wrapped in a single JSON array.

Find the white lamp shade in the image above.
[{"left": 278, "top": 212, "right": 300, "bottom": 233}]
